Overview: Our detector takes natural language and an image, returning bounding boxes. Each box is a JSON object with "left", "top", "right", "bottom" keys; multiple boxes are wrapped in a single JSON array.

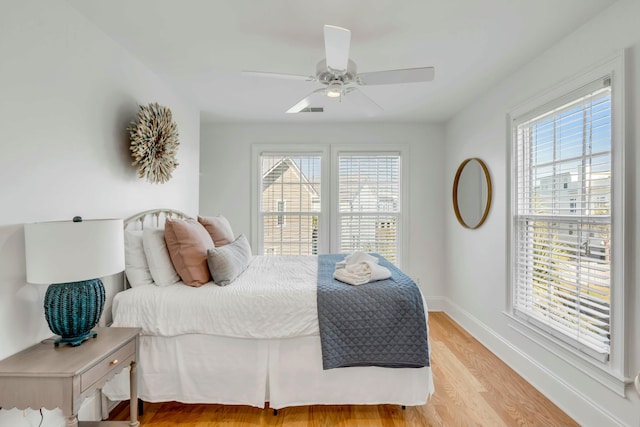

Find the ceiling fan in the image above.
[{"left": 243, "top": 25, "right": 435, "bottom": 114}]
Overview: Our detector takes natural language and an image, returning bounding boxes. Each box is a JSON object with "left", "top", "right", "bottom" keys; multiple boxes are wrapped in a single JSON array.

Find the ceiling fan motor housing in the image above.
[{"left": 316, "top": 59, "right": 357, "bottom": 85}]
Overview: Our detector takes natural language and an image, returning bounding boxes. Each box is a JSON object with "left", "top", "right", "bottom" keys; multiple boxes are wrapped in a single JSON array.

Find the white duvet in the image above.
[{"left": 112, "top": 255, "right": 319, "bottom": 339}]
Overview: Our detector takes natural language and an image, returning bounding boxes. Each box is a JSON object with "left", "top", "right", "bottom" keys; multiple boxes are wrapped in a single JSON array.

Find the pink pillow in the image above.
[
  {"left": 198, "top": 215, "right": 235, "bottom": 247},
  {"left": 164, "top": 218, "right": 214, "bottom": 287}
]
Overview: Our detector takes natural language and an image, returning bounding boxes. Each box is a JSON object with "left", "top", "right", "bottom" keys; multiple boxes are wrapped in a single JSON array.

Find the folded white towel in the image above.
[
  {"left": 334, "top": 266, "right": 370, "bottom": 285},
  {"left": 333, "top": 255, "right": 391, "bottom": 286},
  {"left": 366, "top": 261, "right": 392, "bottom": 282},
  {"left": 344, "top": 251, "right": 379, "bottom": 266},
  {"left": 335, "top": 251, "right": 378, "bottom": 270}
]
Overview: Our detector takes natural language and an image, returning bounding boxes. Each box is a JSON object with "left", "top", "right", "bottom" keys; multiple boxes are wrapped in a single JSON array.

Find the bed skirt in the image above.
[{"left": 102, "top": 333, "right": 434, "bottom": 409}]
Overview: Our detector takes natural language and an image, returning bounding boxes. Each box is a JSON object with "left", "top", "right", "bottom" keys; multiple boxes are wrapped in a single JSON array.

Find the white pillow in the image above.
[
  {"left": 142, "top": 228, "right": 180, "bottom": 287},
  {"left": 124, "top": 230, "right": 154, "bottom": 287}
]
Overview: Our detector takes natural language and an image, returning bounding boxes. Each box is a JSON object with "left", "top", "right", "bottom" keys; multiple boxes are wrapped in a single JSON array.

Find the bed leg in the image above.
[
  {"left": 138, "top": 399, "right": 144, "bottom": 416},
  {"left": 273, "top": 409, "right": 278, "bottom": 416}
]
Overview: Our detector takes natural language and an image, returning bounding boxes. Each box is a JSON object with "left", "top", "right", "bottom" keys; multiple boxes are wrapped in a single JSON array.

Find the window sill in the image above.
[{"left": 503, "top": 311, "right": 631, "bottom": 397}]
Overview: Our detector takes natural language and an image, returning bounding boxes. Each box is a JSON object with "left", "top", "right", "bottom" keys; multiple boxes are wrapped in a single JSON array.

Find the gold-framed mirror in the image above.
[{"left": 452, "top": 158, "right": 492, "bottom": 229}]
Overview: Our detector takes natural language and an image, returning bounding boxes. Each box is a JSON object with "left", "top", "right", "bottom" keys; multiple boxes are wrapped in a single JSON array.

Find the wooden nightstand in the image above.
[{"left": 0, "top": 327, "right": 140, "bottom": 427}]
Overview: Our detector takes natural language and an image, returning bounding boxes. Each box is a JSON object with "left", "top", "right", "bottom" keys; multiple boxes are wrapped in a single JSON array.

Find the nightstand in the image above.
[{"left": 0, "top": 327, "right": 140, "bottom": 427}]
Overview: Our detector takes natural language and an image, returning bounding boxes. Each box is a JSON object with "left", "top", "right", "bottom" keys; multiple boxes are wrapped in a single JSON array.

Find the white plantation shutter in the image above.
[
  {"left": 338, "top": 153, "right": 401, "bottom": 264},
  {"left": 260, "top": 154, "right": 321, "bottom": 255},
  {"left": 513, "top": 77, "right": 612, "bottom": 360}
]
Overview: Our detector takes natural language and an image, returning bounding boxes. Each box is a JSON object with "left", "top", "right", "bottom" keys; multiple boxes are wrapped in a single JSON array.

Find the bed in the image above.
[{"left": 102, "top": 209, "right": 433, "bottom": 411}]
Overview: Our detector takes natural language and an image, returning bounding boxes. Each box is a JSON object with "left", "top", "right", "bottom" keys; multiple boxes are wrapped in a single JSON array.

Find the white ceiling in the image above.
[{"left": 66, "top": 0, "right": 616, "bottom": 124}]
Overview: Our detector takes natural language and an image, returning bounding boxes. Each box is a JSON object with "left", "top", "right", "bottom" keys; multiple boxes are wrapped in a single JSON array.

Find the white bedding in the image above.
[
  {"left": 106, "top": 253, "right": 435, "bottom": 408},
  {"left": 112, "top": 255, "right": 319, "bottom": 339}
]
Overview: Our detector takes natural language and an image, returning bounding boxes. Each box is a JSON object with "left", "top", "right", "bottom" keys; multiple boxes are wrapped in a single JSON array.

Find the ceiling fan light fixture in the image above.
[{"left": 326, "top": 80, "right": 343, "bottom": 98}]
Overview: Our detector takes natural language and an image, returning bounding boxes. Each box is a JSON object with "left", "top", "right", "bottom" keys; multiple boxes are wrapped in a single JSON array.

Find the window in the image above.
[
  {"left": 259, "top": 154, "right": 321, "bottom": 255},
  {"left": 512, "top": 76, "right": 615, "bottom": 362},
  {"left": 337, "top": 153, "right": 401, "bottom": 264},
  {"left": 253, "top": 144, "right": 407, "bottom": 266}
]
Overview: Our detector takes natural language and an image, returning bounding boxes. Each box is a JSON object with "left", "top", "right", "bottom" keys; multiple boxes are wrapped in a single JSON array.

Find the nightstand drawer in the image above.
[{"left": 81, "top": 341, "right": 136, "bottom": 393}]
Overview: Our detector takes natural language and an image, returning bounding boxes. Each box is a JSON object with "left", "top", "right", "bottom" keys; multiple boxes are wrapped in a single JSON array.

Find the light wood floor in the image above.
[{"left": 109, "top": 312, "right": 577, "bottom": 426}]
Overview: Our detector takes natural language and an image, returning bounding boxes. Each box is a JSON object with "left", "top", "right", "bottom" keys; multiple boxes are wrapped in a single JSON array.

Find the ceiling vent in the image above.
[{"left": 299, "top": 107, "right": 324, "bottom": 113}]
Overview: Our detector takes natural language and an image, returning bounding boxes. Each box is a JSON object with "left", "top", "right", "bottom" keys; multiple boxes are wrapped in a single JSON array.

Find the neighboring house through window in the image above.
[{"left": 259, "top": 154, "right": 321, "bottom": 255}]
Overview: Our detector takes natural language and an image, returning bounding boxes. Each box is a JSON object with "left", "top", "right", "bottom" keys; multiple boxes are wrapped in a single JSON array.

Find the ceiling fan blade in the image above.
[
  {"left": 343, "top": 87, "right": 383, "bottom": 115},
  {"left": 242, "top": 71, "right": 314, "bottom": 81},
  {"left": 286, "top": 88, "right": 326, "bottom": 113},
  {"left": 357, "top": 67, "right": 435, "bottom": 85},
  {"left": 324, "top": 25, "right": 351, "bottom": 72}
]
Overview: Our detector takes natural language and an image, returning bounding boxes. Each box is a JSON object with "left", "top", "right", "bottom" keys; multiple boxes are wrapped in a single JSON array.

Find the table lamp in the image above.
[{"left": 24, "top": 217, "right": 124, "bottom": 347}]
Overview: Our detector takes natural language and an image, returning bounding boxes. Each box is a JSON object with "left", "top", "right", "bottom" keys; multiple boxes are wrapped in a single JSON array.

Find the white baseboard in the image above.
[
  {"left": 442, "top": 298, "right": 627, "bottom": 427},
  {"left": 425, "top": 296, "right": 446, "bottom": 312}
]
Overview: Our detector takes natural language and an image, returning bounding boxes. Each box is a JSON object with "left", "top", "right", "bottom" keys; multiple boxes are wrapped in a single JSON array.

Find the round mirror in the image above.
[{"left": 453, "top": 158, "right": 492, "bottom": 229}]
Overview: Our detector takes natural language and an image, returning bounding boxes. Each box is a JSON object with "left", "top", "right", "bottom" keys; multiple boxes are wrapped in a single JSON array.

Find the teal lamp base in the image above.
[
  {"left": 53, "top": 330, "right": 98, "bottom": 347},
  {"left": 44, "top": 279, "right": 106, "bottom": 347}
]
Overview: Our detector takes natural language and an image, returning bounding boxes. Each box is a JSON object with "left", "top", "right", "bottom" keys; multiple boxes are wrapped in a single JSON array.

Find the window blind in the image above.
[
  {"left": 513, "top": 77, "right": 612, "bottom": 361},
  {"left": 338, "top": 153, "right": 401, "bottom": 264},
  {"left": 260, "top": 154, "right": 321, "bottom": 255}
]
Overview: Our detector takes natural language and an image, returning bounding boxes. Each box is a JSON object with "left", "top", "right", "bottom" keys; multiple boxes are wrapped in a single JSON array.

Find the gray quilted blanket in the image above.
[{"left": 317, "top": 254, "right": 430, "bottom": 369}]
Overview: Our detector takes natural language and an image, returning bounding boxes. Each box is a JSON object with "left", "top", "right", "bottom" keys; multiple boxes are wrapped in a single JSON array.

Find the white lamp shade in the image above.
[{"left": 24, "top": 219, "right": 124, "bottom": 284}]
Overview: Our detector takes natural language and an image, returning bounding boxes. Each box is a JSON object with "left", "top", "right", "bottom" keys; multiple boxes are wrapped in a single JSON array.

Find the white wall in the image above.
[
  {"left": 444, "top": 1, "right": 640, "bottom": 426},
  {"left": 199, "top": 123, "right": 446, "bottom": 302},
  {"left": 0, "top": 1, "right": 200, "bottom": 425}
]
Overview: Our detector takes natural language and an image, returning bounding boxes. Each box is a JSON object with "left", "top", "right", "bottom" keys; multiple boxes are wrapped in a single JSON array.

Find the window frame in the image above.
[
  {"left": 251, "top": 144, "right": 330, "bottom": 256},
  {"left": 251, "top": 143, "right": 409, "bottom": 269},
  {"left": 513, "top": 78, "right": 613, "bottom": 361},
  {"left": 506, "top": 53, "right": 627, "bottom": 394},
  {"left": 332, "top": 148, "right": 405, "bottom": 266},
  {"left": 330, "top": 144, "right": 409, "bottom": 267}
]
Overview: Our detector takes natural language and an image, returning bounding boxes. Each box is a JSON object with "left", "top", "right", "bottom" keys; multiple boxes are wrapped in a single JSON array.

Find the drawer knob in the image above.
[{"left": 110, "top": 359, "right": 119, "bottom": 366}]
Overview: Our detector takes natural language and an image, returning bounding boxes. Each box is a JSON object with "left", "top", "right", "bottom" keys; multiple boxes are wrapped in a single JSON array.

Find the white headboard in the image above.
[
  {"left": 122, "top": 209, "right": 192, "bottom": 289},
  {"left": 124, "top": 208, "right": 191, "bottom": 230}
]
